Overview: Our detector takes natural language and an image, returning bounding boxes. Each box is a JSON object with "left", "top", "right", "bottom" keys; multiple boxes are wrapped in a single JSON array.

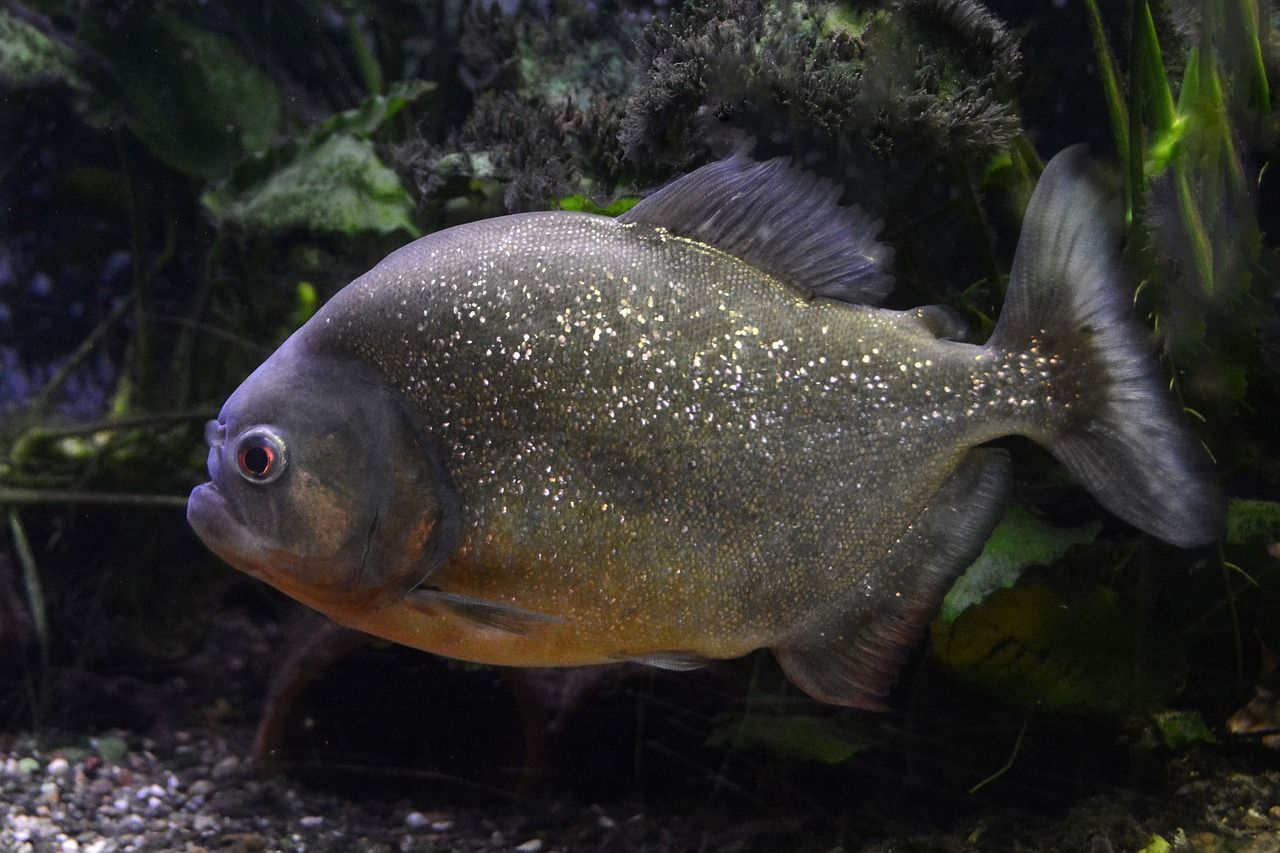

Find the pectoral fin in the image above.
[
  {"left": 773, "top": 448, "right": 1011, "bottom": 710},
  {"left": 405, "top": 589, "right": 564, "bottom": 635}
]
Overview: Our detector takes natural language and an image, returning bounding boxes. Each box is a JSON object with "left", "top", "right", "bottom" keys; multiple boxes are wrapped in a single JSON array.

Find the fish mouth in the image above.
[
  {"left": 186, "top": 481, "right": 257, "bottom": 577},
  {"left": 187, "top": 481, "right": 227, "bottom": 541}
]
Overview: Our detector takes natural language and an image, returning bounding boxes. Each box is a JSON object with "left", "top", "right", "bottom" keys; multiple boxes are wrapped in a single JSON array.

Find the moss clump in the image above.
[
  {"left": 621, "top": 0, "right": 1022, "bottom": 170},
  {"left": 400, "top": 0, "right": 1024, "bottom": 220},
  {"left": 401, "top": 6, "right": 638, "bottom": 216}
]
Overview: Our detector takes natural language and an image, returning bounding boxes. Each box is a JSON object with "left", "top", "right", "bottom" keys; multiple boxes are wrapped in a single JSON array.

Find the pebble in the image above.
[
  {"left": 46, "top": 758, "right": 70, "bottom": 777},
  {"left": 516, "top": 840, "right": 544, "bottom": 852},
  {"left": 210, "top": 756, "right": 240, "bottom": 780},
  {"left": 188, "top": 779, "right": 215, "bottom": 797}
]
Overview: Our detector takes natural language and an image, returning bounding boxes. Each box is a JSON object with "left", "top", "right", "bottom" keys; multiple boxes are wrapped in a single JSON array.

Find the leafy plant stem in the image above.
[
  {"left": 1137, "top": 1, "right": 1177, "bottom": 134},
  {"left": 1174, "top": 155, "right": 1216, "bottom": 295},
  {"left": 1083, "top": 0, "right": 1130, "bottom": 168},
  {"left": 1237, "top": 0, "right": 1271, "bottom": 109},
  {"left": 13, "top": 410, "right": 216, "bottom": 447},
  {"left": 347, "top": 14, "right": 384, "bottom": 97},
  {"left": 1126, "top": 0, "right": 1147, "bottom": 228},
  {"left": 1012, "top": 133, "right": 1043, "bottom": 176},
  {"left": 948, "top": 152, "right": 1003, "bottom": 299}
]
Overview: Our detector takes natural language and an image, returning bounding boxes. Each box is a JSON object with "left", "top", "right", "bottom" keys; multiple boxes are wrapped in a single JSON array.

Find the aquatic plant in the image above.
[{"left": 0, "top": 1, "right": 1275, "bottom": 811}]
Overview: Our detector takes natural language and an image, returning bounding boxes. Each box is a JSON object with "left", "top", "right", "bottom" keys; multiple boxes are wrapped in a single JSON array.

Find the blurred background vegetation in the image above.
[{"left": 1, "top": 0, "right": 1279, "bottom": 819}]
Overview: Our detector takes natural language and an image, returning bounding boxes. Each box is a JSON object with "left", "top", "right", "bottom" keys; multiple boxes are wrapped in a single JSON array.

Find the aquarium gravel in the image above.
[{"left": 0, "top": 730, "right": 723, "bottom": 852}]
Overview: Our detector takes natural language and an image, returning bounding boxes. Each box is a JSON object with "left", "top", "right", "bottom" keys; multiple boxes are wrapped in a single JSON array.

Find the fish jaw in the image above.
[
  {"left": 188, "top": 479, "right": 369, "bottom": 616},
  {"left": 187, "top": 480, "right": 265, "bottom": 582}
]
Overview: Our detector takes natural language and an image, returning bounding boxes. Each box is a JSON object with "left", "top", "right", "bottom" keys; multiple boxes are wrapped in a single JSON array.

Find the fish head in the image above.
[{"left": 187, "top": 338, "right": 455, "bottom": 616}]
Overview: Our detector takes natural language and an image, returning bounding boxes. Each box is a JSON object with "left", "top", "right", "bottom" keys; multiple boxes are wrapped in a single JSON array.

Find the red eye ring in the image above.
[{"left": 234, "top": 428, "right": 287, "bottom": 483}]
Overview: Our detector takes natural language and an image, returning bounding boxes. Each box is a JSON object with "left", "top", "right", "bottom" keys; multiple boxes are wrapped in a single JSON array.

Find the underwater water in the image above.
[{"left": 2, "top": 1, "right": 1279, "bottom": 850}]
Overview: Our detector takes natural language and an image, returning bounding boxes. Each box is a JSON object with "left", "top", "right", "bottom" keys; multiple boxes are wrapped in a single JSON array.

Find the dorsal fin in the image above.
[{"left": 619, "top": 156, "right": 895, "bottom": 305}]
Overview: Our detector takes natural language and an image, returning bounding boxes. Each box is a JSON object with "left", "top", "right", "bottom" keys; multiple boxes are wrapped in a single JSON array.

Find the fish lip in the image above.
[
  {"left": 187, "top": 481, "right": 272, "bottom": 584},
  {"left": 187, "top": 481, "right": 221, "bottom": 530},
  {"left": 187, "top": 480, "right": 243, "bottom": 539}
]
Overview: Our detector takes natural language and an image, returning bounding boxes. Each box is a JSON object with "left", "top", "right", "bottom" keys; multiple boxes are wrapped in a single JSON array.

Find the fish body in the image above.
[{"left": 188, "top": 150, "right": 1222, "bottom": 708}]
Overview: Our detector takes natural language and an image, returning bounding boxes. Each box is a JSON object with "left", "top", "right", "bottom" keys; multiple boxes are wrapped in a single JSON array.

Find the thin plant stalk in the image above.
[
  {"left": 30, "top": 294, "right": 134, "bottom": 418},
  {"left": 7, "top": 508, "right": 48, "bottom": 670}
]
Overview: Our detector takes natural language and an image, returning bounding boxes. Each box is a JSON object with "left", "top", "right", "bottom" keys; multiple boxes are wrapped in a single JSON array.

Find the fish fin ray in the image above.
[
  {"left": 990, "top": 146, "right": 1223, "bottom": 546},
  {"left": 619, "top": 156, "right": 894, "bottom": 305},
  {"left": 773, "top": 449, "right": 1011, "bottom": 710},
  {"left": 406, "top": 589, "right": 563, "bottom": 634},
  {"left": 611, "top": 650, "right": 709, "bottom": 671}
]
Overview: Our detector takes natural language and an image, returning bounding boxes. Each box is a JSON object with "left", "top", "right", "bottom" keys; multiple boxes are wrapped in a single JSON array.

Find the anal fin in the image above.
[
  {"left": 405, "top": 589, "right": 564, "bottom": 635},
  {"left": 611, "top": 650, "right": 709, "bottom": 671},
  {"left": 913, "top": 304, "right": 972, "bottom": 342},
  {"left": 773, "top": 448, "right": 1011, "bottom": 710}
]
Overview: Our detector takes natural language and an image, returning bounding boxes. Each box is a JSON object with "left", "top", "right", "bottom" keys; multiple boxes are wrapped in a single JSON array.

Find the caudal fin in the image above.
[{"left": 989, "top": 147, "right": 1223, "bottom": 547}]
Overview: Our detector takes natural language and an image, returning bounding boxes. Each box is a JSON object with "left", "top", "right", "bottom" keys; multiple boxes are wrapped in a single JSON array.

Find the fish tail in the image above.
[{"left": 988, "top": 147, "right": 1223, "bottom": 547}]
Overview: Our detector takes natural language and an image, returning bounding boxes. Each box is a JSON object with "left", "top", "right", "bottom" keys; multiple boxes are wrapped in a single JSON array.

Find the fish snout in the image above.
[
  {"left": 204, "top": 419, "right": 227, "bottom": 448},
  {"left": 202, "top": 419, "right": 228, "bottom": 485}
]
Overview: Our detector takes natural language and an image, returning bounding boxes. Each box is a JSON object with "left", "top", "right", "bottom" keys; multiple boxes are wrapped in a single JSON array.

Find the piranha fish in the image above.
[{"left": 187, "top": 147, "right": 1222, "bottom": 709}]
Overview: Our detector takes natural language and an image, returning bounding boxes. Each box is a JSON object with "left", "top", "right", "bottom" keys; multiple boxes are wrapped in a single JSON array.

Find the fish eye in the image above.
[{"left": 234, "top": 427, "right": 287, "bottom": 484}]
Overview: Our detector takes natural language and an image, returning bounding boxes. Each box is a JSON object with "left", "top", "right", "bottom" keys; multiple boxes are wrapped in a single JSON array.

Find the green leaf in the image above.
[
  {"left": 1225, "top": 499, "right": 1280, "bottom": 545},
  {"left": 319, "top": 79, "right": 435, "bottom": 139},
  {"left": 201, "top": 83, "right": 433, "bottom": 236},
  {"left": 1081, "top": 0, "right": 1128, "bottom": 165},
  {"left": 932, "top": 579, "right": 1185, "bottom": 716},
  {"left": 290, "top": 282, "right": 320, "bottom": 329},
  {"left": 940, "top": 505, "right": 1099, "bottom": 624},
  {"left": 202, "top": 134, "right": 419, "bottom": 237},
  {"left": 0, "top": 8, "right": 83, "bottom": 89},
  {"left": 1137, "top": 836, "right": 1171, "bottom": 853},
  {"left": 85, "top": 12, "right": 282, "bottom": 180},
  {"left": 1151, "top": 710, "right": 1217, "bottom": 750},
  {"left": 91, "top": 735, "right": 128, "bottom": 764},
  {"left": 557, "top": 194, "right": 641, "bottom": 216},
  {"left": 706, "top": 712, "right": 867, "bottom": 764}
]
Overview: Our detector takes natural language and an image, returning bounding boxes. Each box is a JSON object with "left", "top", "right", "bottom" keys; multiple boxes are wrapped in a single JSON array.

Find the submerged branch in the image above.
[{"left": 0, "top": 488, "right": 189, "bottom": 509}]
